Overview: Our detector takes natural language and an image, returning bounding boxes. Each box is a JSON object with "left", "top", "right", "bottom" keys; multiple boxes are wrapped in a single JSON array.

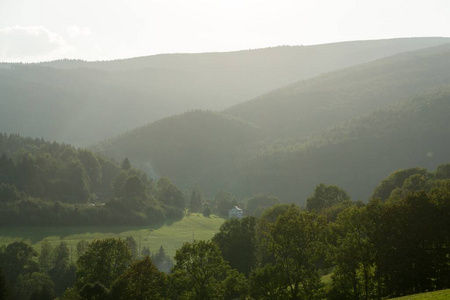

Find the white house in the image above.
[{"left": 228, "top": 206, "right": 243, "bottom": 219}]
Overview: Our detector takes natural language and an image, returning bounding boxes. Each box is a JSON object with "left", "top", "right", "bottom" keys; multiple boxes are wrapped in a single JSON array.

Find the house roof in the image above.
[{"left": 231, "top": 206, "right": 242, "bottom": 211}]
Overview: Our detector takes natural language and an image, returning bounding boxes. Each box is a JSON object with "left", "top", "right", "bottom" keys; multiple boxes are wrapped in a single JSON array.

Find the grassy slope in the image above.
[
  {"left": 389, "top": 289, "right": 450, "bottom": 299},
  {"left": 0, "top": 213, "right": 225, "bottom": 258}
]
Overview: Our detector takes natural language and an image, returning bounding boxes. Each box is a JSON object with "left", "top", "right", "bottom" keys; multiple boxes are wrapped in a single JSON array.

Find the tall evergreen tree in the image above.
[
  {"left": 189, "top": 188, "right": 203, "bottom": 213},
  {"left": 121, "top": 157, "right": 131, "bottom": 170}
]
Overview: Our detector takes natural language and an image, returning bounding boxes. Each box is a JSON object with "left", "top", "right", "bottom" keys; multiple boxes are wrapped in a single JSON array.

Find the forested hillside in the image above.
[
  {"left": 96, "top": 44, "right": 450, "bottom": 203},
  {"left": 241, "top": 86, "right": 450, "bottom": 202},
  {"left": 1, "top": 38, "right": 448, "bottom": 145},
  {"left": 0, "top": 134, "right": 186, "bottom": 225},
  {"left": 225, "top": 43, "right": 450, "bottom": 140},
  {"left": 95, "top": 110, "right": 261, "bottom": 195}
]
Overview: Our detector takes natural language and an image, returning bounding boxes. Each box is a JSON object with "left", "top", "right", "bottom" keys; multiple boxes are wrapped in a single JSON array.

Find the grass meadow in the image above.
[
  {"left": 0, "top": 213, "right": 225, "bottom": 259},
  {"left": 390, "top": 289, "right": 450, "bottom": 299}
]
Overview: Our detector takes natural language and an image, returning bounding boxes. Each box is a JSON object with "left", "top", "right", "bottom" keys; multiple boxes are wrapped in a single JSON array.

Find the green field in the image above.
[
  {"left": 0, "top": 213, "right": 225, "bottom": 259},
  {"left": 389, "top": 289, "right": 450, "bottom": 299}
]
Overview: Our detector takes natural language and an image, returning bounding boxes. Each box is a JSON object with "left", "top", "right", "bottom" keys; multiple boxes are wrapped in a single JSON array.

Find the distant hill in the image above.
[
  {"left": 1, "top": 37, "right": 448, "bottom": 145},
  {"left": 96, "top": 44, "right": 450, "bottom": 203},
  {"left": 94, "top": 110, "right": 261, "bottom": 195},
  {"left": 97, "top": 86, "right": 450, "bottom": 203},
  {"left": 225, "top": 43, "right": 450, "bottom": 140},
  {"left": 240, "top": 86, "right": 450, "bottom": 202},
  {"left": 0, "top": 67, "right": 157, "bottom": 146}
]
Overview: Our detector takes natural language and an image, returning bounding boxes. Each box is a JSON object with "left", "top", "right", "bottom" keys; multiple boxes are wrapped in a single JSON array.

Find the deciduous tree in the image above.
[
  {"left": 111, "top": 256, "right": 167, "bottom": 300},
  {"left": 76, "top": 238, "right": 132, "bottom": 288},
  {"left": 172, "top": 240, "right": 236, "bottom": 299},
  {"left": 268, "top": 205, "right": 326, "bottom": 299},
  {"left": 212, "top": 216, "right": 258, "bottom": 275}
]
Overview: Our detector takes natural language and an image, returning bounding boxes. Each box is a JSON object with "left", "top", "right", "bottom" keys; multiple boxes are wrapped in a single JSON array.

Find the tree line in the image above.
[
  {"left": 1, "top": 163, "right": 449, "bottom": 299},
  {"left": 0, "top": 133, "right": 187, "bottom": 225}
]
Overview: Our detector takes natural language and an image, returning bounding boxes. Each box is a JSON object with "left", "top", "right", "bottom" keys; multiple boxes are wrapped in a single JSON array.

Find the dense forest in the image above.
[
  {"left": 0, "top": 134, "right": 186, "bottom": 225},
  {"left": 225, "top": 43, "right": 450, "bottom": 139},
  {"left": 0, "top": 38, "right": 448, "bottom": 145},
  {"left": 96, "top": 44, "right": 450, "bottom": 203},
  {"left": 94, "top": 110, "right": 261, "bottom": 194},
  {"left": 241, "top": 85, "right": 450, "bottom": 201},
  {"left": 1, "top": 163, "right": 449, "bottom": 299}
]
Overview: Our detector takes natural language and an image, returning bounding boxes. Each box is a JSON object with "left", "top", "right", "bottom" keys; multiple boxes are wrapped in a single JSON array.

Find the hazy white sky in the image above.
[{"left": 0, "top": 0, "right": 449, "bottom": 62}]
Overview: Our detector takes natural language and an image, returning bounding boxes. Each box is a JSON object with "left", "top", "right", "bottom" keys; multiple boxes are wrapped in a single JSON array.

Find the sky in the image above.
[{"left": 0, "top": 0, "right": 449, "bottom": 62}]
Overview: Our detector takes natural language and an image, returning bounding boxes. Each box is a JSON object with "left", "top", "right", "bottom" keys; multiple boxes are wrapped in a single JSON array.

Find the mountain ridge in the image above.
[
  {"left": 1, "top": 38, "right": 449, "bottom": 145},
  {"left": 94, "top": 43, "right": 450, "bottom": 202}
]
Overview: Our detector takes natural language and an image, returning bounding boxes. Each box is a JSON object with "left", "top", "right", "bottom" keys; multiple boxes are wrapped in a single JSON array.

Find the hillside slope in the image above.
[
  {"left": 95, "top": 110, "right": 261, "bottom": 195},
  {"left": 225, "top": 43, "right": 450, "bottom": 140},
  {"left": 0, "top": 133, "right": 191, "bottom": 225},
  {"left": 1, "top": 38, "right": 448, "bottom": 145},
  {"left": 240, "top": 86, "right": 450, "bottom": 202},
  {"left": 96, "top": 44, "right": 450, "bottom": 202}
]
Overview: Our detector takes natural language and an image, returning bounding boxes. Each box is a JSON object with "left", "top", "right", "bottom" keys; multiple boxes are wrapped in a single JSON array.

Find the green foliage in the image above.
[
  {"left": 0, "top": 241, "right": 38, "bottom": 285},
  {"left": 0, "top": 183, "right": 19, "bottom": 203},
  {"left": 0, "top": 267, "right": 9, "bottom": 300},
  {"left": 0, "top": 164, "right": 448, "bottom": 298},
  {"left": 267, "top": 205, "right": 327, "bottom": 299},
  {"left": 172, "top": 240, "right": 242, "bottom": 300},
  {"left": 214, "top": 191, "right": 237, "bottom": 216},
  {"left": 152, "top": 246, "right": 173, "bottom": 274},
  {"left": 435, "top": 163, "right": 450, "bottom": 179},
  {"left": 121, "top": 157, "right": 131, "bottom": 170},
  {"left": 50, "top": 242, "right": 76, "bottom": 296},
  {"left": 372, "top": 167, "right": 430, "bottom": 201},
  {"left": 226, "top": 43, "right": 450, "bottom": 141},
  {"left": 372, "top": 192, "right": 449, "bottom": 297},
  {"left": 212, "top": 216, "right": 258, "bottom": 275},
  {"left": 97, "top": 111, "right": 261, "bottom": 197},
  {"left": 249, "top": 264, "right": 288, "bottom": 300},
  {"left": 157, "top": 177, "right": 185, "bottom": 210},
  {"left": 125, "top": 236, "right": 138, "bottom": 259},
  {"left": 189, "top": 188, "right": 203, "bottom": 213},
  {"left": 123, "top": 175, "right": 146, "bottom": 199},
  {"left": 307, "top": 184, "right": 351, "bottom": 212},
  {"left": 95, "top": 46, "right": 450, "bottom": 204},
  {"left": 76, "top": 240, "right": 89, "bottom": 261},
  {"left": 329, "top": 180, "right": 450, "bottom": 299},
  {"left": 141, "top": 246, "right": 151, "bottom": 257},
  {"left": 245, "top": 194, "right": 280, "bottom": 216},
  {"left": 16, "top": 272, "right": 55, "bottom": 300},
  {"left": 79, "top": 282, "right": 109, "bottom": 300},
  {"left": 111, "top": 256, "right": 168, "bottom": 300},
  {"left": 255, "top": 204, "right": 291, "bottom": 266},
  {"left": 242, "top": 86, "right": 450, "bottom": 203},
  {"left": 329, "top": 206, "right": 376, "bottom": 299},
  {"left": 5, "top": 42, "right": 450, "bottom": 223},
  {"left": 202, "top": 204, "right": 211, "bottom": 217},
  {"left": 38, "top": 239, "right": 53, "bottom": 275},
  {"left": 76, "top": 238, "right": 133, "bottom": 288},
  {"left": 0, "top": 133, "right": 185, "bottom": 226}
]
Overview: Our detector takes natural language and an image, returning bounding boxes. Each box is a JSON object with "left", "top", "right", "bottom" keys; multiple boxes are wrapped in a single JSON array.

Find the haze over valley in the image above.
[{"left": 1, "top": 1, "right": 450, "bottom": 299}]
